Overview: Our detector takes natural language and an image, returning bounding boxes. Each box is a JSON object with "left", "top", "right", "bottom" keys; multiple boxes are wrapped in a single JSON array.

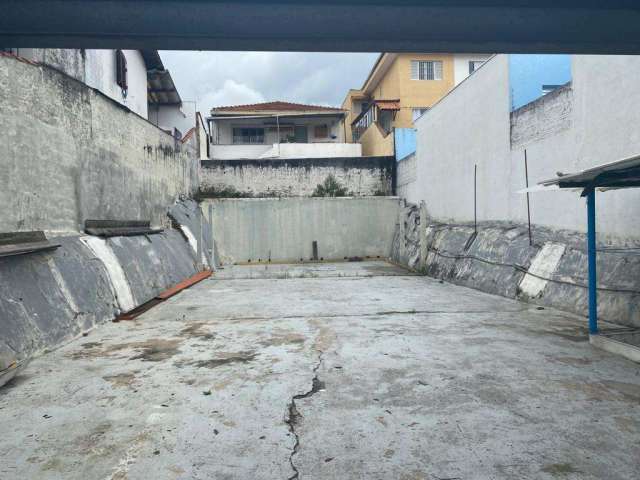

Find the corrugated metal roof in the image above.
[
  {"left": 147, "top": 68, "right": 182, "bottom": 106},
  {"left": 539, "top": 153, "right": 640, "bottom": 190}
]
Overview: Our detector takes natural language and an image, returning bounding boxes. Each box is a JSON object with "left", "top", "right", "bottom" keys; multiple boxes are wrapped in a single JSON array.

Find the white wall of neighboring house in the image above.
[
  {"left": 149, "top": 104, "right": 195, "bottom": 136},
  {"left": 452, "top": 54, "right": 493, "bottom": 85},
  {"left": 85, "top": 50, "right": 148, "bottom": 119},
  {"left": 410, "top": 54, "right": 640, "bottom": 242}
]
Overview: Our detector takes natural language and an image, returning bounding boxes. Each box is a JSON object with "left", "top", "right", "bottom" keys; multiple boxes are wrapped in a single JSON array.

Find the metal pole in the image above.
[
  {"left": 276, "top": 115, "right": 280, "bottom": 157},
  {"left": 474, "top": 164, "right": 477, "bottom": 234},
  {"left": 586, "top": 188, "right": 598, "bottom": 335},
  {"left": 524, "top": 149, "right": 533, "bottom": 246}
]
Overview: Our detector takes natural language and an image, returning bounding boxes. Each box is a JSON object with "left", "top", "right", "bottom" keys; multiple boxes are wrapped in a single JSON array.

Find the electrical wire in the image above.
[{"left": 426, "top": 247, "right": 640, "bottom": 295}]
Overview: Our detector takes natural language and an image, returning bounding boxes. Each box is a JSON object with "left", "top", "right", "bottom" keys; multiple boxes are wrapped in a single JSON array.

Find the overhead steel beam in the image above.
[{"left": 2, "top": 0, "right": 640, "bottom": 54}]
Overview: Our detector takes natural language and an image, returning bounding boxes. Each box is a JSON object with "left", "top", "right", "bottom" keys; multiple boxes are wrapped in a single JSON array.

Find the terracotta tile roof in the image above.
[
  {"left": 181, "top": 127, "right": 196, "bottom": 143},
  {"left": 212, "top": 101, "right": 344, "bottom": 113},
  {"left": 375, "top": 99, "right": 401, "bottom": 110}
]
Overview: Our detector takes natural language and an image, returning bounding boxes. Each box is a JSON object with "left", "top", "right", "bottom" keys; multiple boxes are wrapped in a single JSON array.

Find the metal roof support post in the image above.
[{"left": 586, "top": 188, "right": 598, "bottom": 335}]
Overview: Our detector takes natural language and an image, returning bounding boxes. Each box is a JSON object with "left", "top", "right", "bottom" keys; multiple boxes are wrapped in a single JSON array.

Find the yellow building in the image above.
[{"left": 342, "top": 53, "right": 492, "bottom": 156}]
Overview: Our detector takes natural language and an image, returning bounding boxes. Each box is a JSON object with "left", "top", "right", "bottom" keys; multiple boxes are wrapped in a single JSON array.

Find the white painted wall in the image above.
[
  {"left": 412, "top": 54, "right": 640, "bottom": 242},
  {"left": 259, "top": 143, "right": 361, "bottom": 159},
  {"left": 149, "top": 103, "right": 196, "bottom": 136},
  {"left": 85, "top": 49, "right": 148, "bottom": 118},
  {"left": 204, "top": 197, "right": 401, "bottom": 264},
  {"left": 414, "top": 54, "right": 512, "bottom": 219},
  {"left": 210, "top": 144, "right": 273, "bottom": 159},
  {"left": 453, "top": 54, "right": 493, "bottom": 86}
]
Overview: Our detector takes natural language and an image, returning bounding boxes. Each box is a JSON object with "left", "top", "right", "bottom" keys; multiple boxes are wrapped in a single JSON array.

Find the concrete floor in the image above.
[{"left": 1, "top": 261, "right": 639, "bottom": 480}]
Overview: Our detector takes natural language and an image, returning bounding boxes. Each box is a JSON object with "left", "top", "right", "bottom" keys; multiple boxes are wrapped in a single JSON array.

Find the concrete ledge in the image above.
[{"left": 590, "top": 331, "right": 640, "bottom": 363}]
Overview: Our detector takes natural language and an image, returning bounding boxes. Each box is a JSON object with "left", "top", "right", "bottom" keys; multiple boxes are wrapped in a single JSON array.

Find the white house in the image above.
[
  {"left": 207, "top": 101, "right": 362, "bottom": 160},
  {"left": 2, "top": 48, "right": 192, "bottom": 137}
]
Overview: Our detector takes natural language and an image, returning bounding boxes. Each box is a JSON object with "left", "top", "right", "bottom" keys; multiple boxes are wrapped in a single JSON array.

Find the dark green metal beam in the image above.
[{"left": 2, "top": 1, "right": 640, "bottom": 53}]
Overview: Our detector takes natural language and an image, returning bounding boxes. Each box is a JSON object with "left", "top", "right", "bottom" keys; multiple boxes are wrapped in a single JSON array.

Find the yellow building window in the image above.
[{"left": 411, "top": 60, "right": 443, "bottom": 81}]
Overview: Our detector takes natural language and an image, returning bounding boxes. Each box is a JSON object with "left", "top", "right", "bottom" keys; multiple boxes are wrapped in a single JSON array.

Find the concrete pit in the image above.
[{"left": 1, "top": 261, "right": 639, "bottom": 479}]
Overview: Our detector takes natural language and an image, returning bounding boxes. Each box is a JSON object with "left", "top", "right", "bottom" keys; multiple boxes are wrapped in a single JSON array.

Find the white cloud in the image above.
[
  {"left": 159, "top": 51, "right": 379, "bottom": 114},
  {"left": 201, "top": 79, "right": 265, "bottom": 108}
]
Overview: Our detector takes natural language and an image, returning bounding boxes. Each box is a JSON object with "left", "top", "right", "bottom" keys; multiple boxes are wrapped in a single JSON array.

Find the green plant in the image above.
[
  {"left": 312, "top": 174, "right": 349, "bottom": 197},
  {"left": 197, "top": 185, "right": 254, "bottom": 198}
]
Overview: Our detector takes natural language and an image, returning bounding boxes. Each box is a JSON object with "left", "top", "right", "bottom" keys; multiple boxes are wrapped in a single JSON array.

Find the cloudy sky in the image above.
[{"left": 159, "top": 51, "right": 379, "bottom": 113}]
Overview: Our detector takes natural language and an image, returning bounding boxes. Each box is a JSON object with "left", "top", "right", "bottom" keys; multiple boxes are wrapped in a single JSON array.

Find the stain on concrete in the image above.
[
  {"left": 179, "top": 322, "right": 216, "bottom": 341},
  {"left": 179, "top": 352, "right": 256, "bottom": 369},
  {"left": 559, "top": 380, "right": 640, "bottom": 403},
  {"left": 70, "top": 338, "right": 182, "bottom": 362},
  {"left": 546, "top": 355, "right": 593, "bottom": 366},
  {"left": 613, "top": 415, "right": 639, "bottom": 433},
  {"left": 258, "top": 332, "right": 306, "bottom": 348},
  {"left": 103, "top": 372, "right": 138, "bottom": 388},
  {"left": 541, "top": 463, "right": 581, "bottom": 475}
]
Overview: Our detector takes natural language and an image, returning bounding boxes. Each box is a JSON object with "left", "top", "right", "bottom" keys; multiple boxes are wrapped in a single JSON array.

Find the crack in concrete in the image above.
[{"left": 285, "top": 350, "right": 324, "bottom": 480}]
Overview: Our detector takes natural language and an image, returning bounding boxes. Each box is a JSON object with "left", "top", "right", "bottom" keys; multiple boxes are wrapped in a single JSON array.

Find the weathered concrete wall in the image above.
[
  {"left": 423, "top": 222, "right": 640, "bottom": 328},
  {"left": 390, "top": 200, "right": 423, "bottom": 270},
  {"left": 0, "top": 230, "right": 199, "bottom": 363},
  {"left": 510, "top": 84, "right": 573, "bottom": 147},
  {"left": 396, "top": 153, "right": 418, "bottom": 202},
  {"left": 413, "top": 54, "right": 640, "bottom": 243},
  {"left": 200, "top": 157, "right": 394, "bottom": 197},
  {"left": 204, "top": 197, "right": 401, "bottom": 264},
  {"left": 390, "top": 204, "right": 640, "bottom": 328},
  {"left": 0, "top": 53, "right": 197, "bottom": 234}
]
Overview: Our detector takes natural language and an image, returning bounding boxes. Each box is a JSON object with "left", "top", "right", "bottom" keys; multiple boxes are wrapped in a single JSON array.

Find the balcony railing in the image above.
[{"left": 351, "top": 104, "right": 376, "bottom": 142}]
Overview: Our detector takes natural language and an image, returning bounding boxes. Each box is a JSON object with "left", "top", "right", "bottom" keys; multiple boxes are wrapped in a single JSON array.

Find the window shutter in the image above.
[
  {"left": 434, "top": 61, "right": 443, "bottom": 80},
  {"left": 116, "top": 50, "right": 128, "bottom": 90},
  {"left": 411, "top": 60, "right": 419, "bottom": 80}
]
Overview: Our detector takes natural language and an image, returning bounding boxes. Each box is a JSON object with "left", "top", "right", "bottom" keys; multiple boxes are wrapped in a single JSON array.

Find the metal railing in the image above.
[{"left": 351, "top": 104, "right": 375, "bottom": 142}]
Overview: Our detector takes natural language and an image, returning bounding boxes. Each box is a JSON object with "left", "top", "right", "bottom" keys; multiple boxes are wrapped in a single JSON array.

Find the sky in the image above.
[{"left": 159, "top": 51, "right": 379, "bottom": 114}]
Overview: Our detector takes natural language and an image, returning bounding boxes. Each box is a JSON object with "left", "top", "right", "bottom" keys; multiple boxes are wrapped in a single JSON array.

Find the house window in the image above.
[
  {"left": 468, "top": 60, "right": 485, "bottom": 74},
  {"left": 411, "top": 60, "right": 443, "bottom": 81},
  {"left": 379, "top": 110, "right": 394, "bottom": 135},
  {"left": 233, "top": 127, "right": 265, "bottom": 144},
  {"left": 115, "top": 50, "right": 128, "bottom": 92},
  {"left": 412, "top": 108, "right": 430, "bottom": 122},
  {"left": 314, "top": 124, "right": 329, "bottom": 138}
]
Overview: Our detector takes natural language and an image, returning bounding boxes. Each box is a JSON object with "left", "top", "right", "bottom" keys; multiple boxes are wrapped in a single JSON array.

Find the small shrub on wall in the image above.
[{"left": 312, "top": 175, "right": 350, "bottom": 197}]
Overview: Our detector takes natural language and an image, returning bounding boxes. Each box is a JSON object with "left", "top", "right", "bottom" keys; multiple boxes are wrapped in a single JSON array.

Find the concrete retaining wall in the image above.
[
  {"left": 0, "top": 53, "right": 198, "bottom": 234},
  {"left": 204, "top": 197, "right": 401, "bottom": 264},
  {"left": 200, "top": 157, "right": 394, "bottom": 198},
  {"left": 390, "top": 203, "right": 640, "bottom": 328},
  {"left": 0, "top": 230, "right": 199, "bottom": 363}
]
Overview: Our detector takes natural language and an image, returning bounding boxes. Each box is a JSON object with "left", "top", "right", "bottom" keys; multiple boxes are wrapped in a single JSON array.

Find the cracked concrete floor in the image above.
[{"left": 1, "top": 261, "right": 640, "bottom": 480}]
